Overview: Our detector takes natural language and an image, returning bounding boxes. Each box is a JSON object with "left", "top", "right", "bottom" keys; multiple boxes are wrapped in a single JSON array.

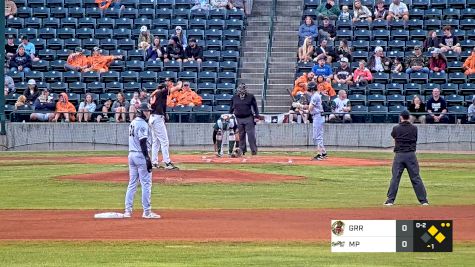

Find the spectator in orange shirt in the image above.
[
  {"left": 292, "top": 72, "right": 315, "bottom": 97},
  {"left": 64, "top": 47, "right": 90, "bottom": 72},
  {"left": 176, "top": 82, "right": 202, "bottom": 107},
  {"left": 84, "top": 47, "right": 123, "bottom": 73},
  {"left": 463, "top": 47, "right": 475, "bottom": 75},
  {"left": 53, "top": 92, "right": 76, "bottom": 122},
  {"left": 315, "top": 75, "right": 336, "bottom": 97},
  {"left": 167, "top": 88, "right": 181, "bottom": 108},
  {"left": 96, "top": 0, "right": 125, "bottom": 10}
]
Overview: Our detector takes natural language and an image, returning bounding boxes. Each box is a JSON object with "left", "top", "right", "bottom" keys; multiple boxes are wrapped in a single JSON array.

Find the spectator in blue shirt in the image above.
[
  {"left": 18, "top": 35, "right": 39, "bottom": 62},
  {"left": 312, "top": 57, "right": 333, "bottom": 82},
  {"left": 298, "top": 16, "right": 318, "bottom": 46}
]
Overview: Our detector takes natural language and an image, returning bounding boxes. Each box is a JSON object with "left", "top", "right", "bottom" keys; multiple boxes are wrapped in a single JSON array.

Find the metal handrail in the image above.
[{"left": 261, "top": 0, "right": 278, "bottom": 113}]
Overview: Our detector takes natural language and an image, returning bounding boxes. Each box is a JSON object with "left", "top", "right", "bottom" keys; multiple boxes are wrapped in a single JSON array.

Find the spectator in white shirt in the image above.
[{"left": 387, "top": 0, "right": 409, "bottom": 21}]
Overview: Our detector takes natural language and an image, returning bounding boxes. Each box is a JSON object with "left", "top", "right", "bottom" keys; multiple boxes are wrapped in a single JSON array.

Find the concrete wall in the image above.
[{"left": 3, "top": 122, "right": 474, "bottom": 151}]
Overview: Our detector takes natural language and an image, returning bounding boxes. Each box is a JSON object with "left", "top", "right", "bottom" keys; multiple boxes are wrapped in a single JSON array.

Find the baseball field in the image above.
[{"left": 0, "top": 150, "right": 474, "bottom": 266}]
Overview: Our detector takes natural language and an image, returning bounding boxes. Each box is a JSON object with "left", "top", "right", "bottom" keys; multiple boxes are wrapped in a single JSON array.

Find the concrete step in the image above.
[
  {"left": 242, "top": 56, "right": 266, "bottom": 63},
  {"left": 240, "top": 62, "right": 265, "bottom": 68},
  {"left": 268, "top": 78, "right": 294, "bottom": 85},
  {"left": 268, "top": 73, "right": 295, "bottom": 79},
  {"left": 240, "top": 67, "right": 265, "bottom": 74},
  {"left": 271, "top": 46, "right": 298, "bottom": 53},
  {"left": 239, "top": 78, "right": 263, "bottom": 84},
  {"left": 240, "top": 73, "right": 264, "bottom": 79},
  {"left": 267, "top": 84, "right": 293, "bottom": 91},
  {"left": 243, "top": 51, "right": 267, "bottom": 57},
  {"left": 269, "top": 57, "right": 297, "bottom": 63},
  {"left": 270, "top": 51, "right": 297, "bottom": 57},
  {"left": 272, "top": 41, "right": 299, "bottom": 47},
  {"left": 245, "top": 25, "right": 270, "bottom": 31},
  {"left": 242, "top": 47, "right": 268, "bottom": 53},
  {"left": 245, "top": 31, "right": 271, "bottom": 37},
  {"left": 242, "top": 41, "right": 268, "bottom": 48}
]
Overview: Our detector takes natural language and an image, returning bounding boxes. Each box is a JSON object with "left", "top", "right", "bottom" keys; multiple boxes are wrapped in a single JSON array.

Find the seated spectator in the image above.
[
  {"left": 316, "top": 0, "right": 341, "bottom": 20},
  {"left": 353, "top": 60, "right": 373, "bottom": 86},
  {"left": 163, "top": 37, "right": 184, "bottom": 62},
  {"left": 146, "top": 37, "right": 163, "bottom": 62},
  {"left": 96, "top": 99, "right": 113, "bottom": 122},
  {"left": 408, "top": 95, "right": 426, "bottom": 124},
  {"left": 353, "top": 0, "right": 372, "bottom": 23},
  {"left": 391, "top": 57, "right": 403, "bottom": 73},
  {"left": 14, "top": 95, "right": 27, "bottom": 110},
  {"left": 4, "top": 75, "right": 15, "bottom": 96},
  {"left": 316, "top": 75, "right": 336, "bottom": 97},
  {"left": 329, "top": 90, "right": 351, "bottom": 123},
  {"left": 5, "top": 0, "right": 17, "bottom": 19},
  {"left": 405, "top": 46, "right": 429, "bottom": 74},
  {"left": 336, "top": 39, "right": 352, "bottom": 62},
  {"left": 468, "top": 96, "right": 475, "bottom": 123},
  {"left": 439, "top": 26, "right": 461, "bottom": 54},
  {"left": 138, "top": 26, "right": 153, "bottom": 51},
  {"left": 374, "top": 0, "right": 388, "bottom": 20},
  {"left": 368, "top": 46, "right": 392, "bottom": 72},
  {"left": 333, "top": 57, "right": 353, "bottom": 85},
  {"left": 423, "top": 30, "right": 440, "bottom": 52},
  {"left": 312, "top": 57, "right": 333, "bottom": 81},
  {"left": 167, "top": 87, "right": 181, "bottom": 107},
  {"left": 10, "top": 46, "right": 32, "bottom": 73},
  {"left": 18, "top": 35, "right": 39, "bottom": 62},
  {"left": 5, "top": 35, "right": 17, "bottom": 60},
  {"left": 319, "top": 17, "right": 336, "bottom": 41},
  {"left": 426, "top": 88, "right": 448, "bottom": 123},
  {"left": 289, "top": 92, "right": 310, "bottom": 123},
  {"left": 23, "top": 79, "right": 40, "bottom": 105},
  {"left": 176, "top": 82, "right": 203, "bottom": 107},
  {"left": 387, "top": 0, "right": 409, "bottom": 21},
  {"left": 211, "top": 0, "right": 233, "bottom": 9},
  {"left": 298, "top": 37, "right": 314, "bottom": 63},
  {"left": 429, "top": 49, "right": 447, "bottom": 73},
  {"left": 53, "top": 93, "right": 76, "bottom": 122},
  {"left": 338, "top": 5, "right": 351, "bottom": 20},
  {"left": 112, "top": 92, "right": 130, "bottom": 122},
  {"left": 298, "top": 16, "right": 318, "bottom": 46},
  {"left": 314, "top": 39, "right": 336, "bottom": 64},
  {"left": 77, "top": 93, "right": 97, "bottom": 122},
  {"left": 292, "top": 72, "right": 314, "bottom": 97},
  {"left": 172, "top": 26, "right": 188, "bottom": 49},
  {"left": 129, "top": 89, "right": 149, "bottom": 121},
  {"left": 30, "top": 88, "right": 55, "bottom": 122},
  {"left": 192, "top": 0, "right": 212, "bottom": 10},
  {"left": 184, "top": 38, "right": 203, "bottom": 63},
  {"left": 84, "top": 47, "right": 123, "bottom": 73},
  {"left": 65, "top": 47, "right": 90, "bottom": 72},
  {"left": 463, "top": 47, "right": 475, "bottom": 75},
  {"left": 96, "top": 0, "right": 125, "bottom": 10},
  {"left": 229, "top": 0, "right": 245, "bottom": 12}
]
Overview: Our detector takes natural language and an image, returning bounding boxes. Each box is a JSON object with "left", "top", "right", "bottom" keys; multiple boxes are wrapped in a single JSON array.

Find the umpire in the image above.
[
  {"left": 384, "top": 110, "right": 429, "bottom": 206},
  {"left": 229, "top": 83, "right": 259, "bottom": 155}
]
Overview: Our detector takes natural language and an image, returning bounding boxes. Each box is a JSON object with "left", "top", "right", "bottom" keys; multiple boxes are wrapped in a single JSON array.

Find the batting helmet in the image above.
[
  {"left": 137, "top": 103, "right": 152, "bottom": 119},
  {"left": 307, "top": 81, "right": 317, "bottom": 92}
]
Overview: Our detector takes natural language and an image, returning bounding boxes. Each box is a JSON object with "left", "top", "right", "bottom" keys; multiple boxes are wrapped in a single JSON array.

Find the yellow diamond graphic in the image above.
[
  {"left": 435, "top": 233, "right": 446, "bottom": 243},
  {"left": 428, "top": 225, "right": 438, "bottom": 236}
]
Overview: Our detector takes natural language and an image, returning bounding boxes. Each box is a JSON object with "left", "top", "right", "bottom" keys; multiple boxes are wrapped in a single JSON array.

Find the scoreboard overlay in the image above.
[{"left": 331, "top": 220, "right": 453, "bottom": 252}]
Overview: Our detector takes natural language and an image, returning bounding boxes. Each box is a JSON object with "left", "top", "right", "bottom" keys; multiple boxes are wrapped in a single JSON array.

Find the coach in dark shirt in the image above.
[
  {"left": 229, "top": 83, "right": 259, "bottom": 155},
  {"left": 384, "top": 110, "right": 428, "bottom": 206}
]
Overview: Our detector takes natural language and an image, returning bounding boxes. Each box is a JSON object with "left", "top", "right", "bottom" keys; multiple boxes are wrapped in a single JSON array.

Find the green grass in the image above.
[{"left": 0, "top": 242, "right": 474, "bottom": 267}]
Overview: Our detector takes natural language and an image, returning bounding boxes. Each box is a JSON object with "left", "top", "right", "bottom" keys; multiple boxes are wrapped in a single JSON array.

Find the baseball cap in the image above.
[
  {"left": 189, "top": 38, "right": 197, "bottom": 43},
  {"left": 28, "top": 79, "right": 36, "bottom": 85},
  {"left": 138, "top": 102, "right": 152, "bottom": 112},
  {"left": 175, "top": 26, "right": 182, "bottom": 31},
  {"left": 75, "top": 47, "right": 84, "bottom": 53},
  {"left": 183, "top": 81, "right": 190, "bottom": 86},
  {"left": 93, "top": 46, "right": 102, "bottom": 53},
  {"left": 414, "top": 45, "right": 421, "bottom": 50},
  {"left": 140, "top": 25, "right": 147, "bottom": 32},
  {"left": 340, "top": 57, "right": 349, "bottom": 63},
  {"left": 7, "top": 35, "right": 14, "bottom": 39},
  {"left": 21, "top": 35, "right": 28, "bottom": 40}
]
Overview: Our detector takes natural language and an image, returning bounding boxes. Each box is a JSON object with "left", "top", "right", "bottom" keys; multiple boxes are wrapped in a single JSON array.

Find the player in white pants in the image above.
[
  {"left": 308, "top": 81, "right": 328, "bottom": 160},
  {"left": 124, "top": 103, "right": 160, "bottom": 219}
]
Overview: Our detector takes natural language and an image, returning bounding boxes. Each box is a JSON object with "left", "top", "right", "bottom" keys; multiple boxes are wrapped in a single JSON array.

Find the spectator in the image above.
[
  {"left": 18, "top": 36, "right": 39, "bottom": 62},
  {"left": 289, "top": 92, "right": 310, "bottom": 123},
  {"left": 192, "top": 0, "right": 212, "bottom": 10},
  {"left": 129, "top": 89, "right": 149, "bottom": 121},
  {"left": 439, "top": 26, "right": 462, "bottom": 54},
  {"left": 211, "top": 0, "right": 233, "bottom": 9},
  {"left": 426, "top": 88, "right": 448, "bottom": 123},
  {"left": 167, "top": 87, "right": 180, "bottom": 107},
  {"left": 374, "top": 0, "right": 388, "bottom": 20},
  {"left": 387, "top": 0, "right": 409, "bottom": 21},
  {"left": 463, "top": 47, "right": 475, "bottom": 75},
  {"left": 4, "top": 75, "right": 15, "bottom": 96},
  {"left": 319, "top": 17, "right": 336, "bottom": 41},
  {"left": 298, "top": 37, "right": 314, "bottom": 63},
  {"left": 315, "top": 75, "right": 336, "bottom": 97},
  {"left": 405, "top": 46, "right": 429, "bottom": 74},
  {"left": 353, "top": 0, "right": 372, "bottom": 23},
  {"left": 329, "top": 90, "right": 351, "bottom": 123},
  {"left": 229, "top": 0, "right": 245, "bottom": 11},
  {"left": 172, "top": 26, "right": 188, "bottom": 49},
  {"left": 175, "top": 82, "right": 203, "bottom": 107},
  {"left": 14, "top": 95, "right": 27, "bottom": 110},
  {"left": 423, "top": 30, "right": 440, "bottom": 52},
  {"left": 368, "top": 46, "right": 392, "bottom": 72},
  {"left": 164, "top": 36, "right": 184, "bottom": 62},
  {"left": 298, "top": 16, "right": 318, "bottom": 46},
  {"left": 146, "top": 37, "right": 163, "bottom": 62},
  {"left": 5, "top": 0, "right": 17, "bottom": 19},
  {"left": 468, "top": 95, "right": 475, "bottom": 123},
  {"left": 316, "top": 0, "right": 340, "bottom": 20},
  {"left": 53, "top": 92, "right": 77, "bottom": 122},
  {"left": 64, "top": 47, "right": 89, "bottom": 72},
  {"left": 333, "top": 57, "right": 353, "bottom": 85},
  {"left": 391, "top": 57, "right": 403, "bottom": 73},
  {"left": 112, "top": 92, "right": 130, "bottom": 122},
  {"left": 314, "top": 39, "right": 336, "bottom": 64},
  {"left": 292, "top": 72, "right": 315, "bottom": 97},
  {"left": 96, "top": 0, "right": 125, "bottom": 10},
  {"left": 77, "top": 93, "right": 97, "bottom": 122},
  {"left": 184, "top": 38, "right": 203, "bottom": 63},
  {"left": 96, "top": 99, "right": 113, "bottom": 122},
  {"left": 312, "top": 57, "right": 333, "bottom": 81},
  {"left": 5, "top": 35, "right": 17, "bottom": 60},
  {"left": 336, "top": 39, "right": 352, "bottom": 62},
  {"left": 353, "top": 60, "right": 373, "bottom": 86},
  {"left": 84, "top": 47, "right": 123, "bottom": 73},
  {"left": 23, "top": 79, "right": 40, "bottom": 105},
  {"left": 30, "top": 88, "right": 55, "bottom": 122},
  {"left": 408, "top": 95, "right": 426, "bottom": 124},
  {"left": 338, "top": 5, "right": 351, "bottom": 20},
  {"left": 138, "top": 26, "right": 153, "bottom": 51},
  {"left": 10, "top": 46, "right": 32, "bottom": 73},
  {"left": 429, "top": 49, "right": 447, "bottom": 73}
]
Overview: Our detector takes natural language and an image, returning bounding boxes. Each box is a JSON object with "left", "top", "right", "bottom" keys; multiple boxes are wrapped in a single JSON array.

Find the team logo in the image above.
[{"left": 332, "top": 220, "right": 345, "bottom": 236}]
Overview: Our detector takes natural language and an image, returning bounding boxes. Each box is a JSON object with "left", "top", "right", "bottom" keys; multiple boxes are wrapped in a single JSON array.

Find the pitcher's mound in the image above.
[{"left": 58, "top": 169, "right": 304, "bottom": 184}]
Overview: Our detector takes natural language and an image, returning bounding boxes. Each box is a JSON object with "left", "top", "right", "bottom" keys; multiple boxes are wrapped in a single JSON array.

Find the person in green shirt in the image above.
[{"left": 316, "top": 0, "right": 341, "bottom": 20}]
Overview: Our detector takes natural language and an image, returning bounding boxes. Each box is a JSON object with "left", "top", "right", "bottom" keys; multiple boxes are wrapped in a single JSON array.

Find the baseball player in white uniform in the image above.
[
  {"left": 308, "top": 81, "right": 328, "bottom": 160},
  {"left": 124, "top": 103, "right": 160, "bottom": 219}
]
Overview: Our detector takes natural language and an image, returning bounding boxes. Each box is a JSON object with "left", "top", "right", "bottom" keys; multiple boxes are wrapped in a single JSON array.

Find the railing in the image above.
[{"left": 261, "top": 0, "right": 278, "bottom": 113}]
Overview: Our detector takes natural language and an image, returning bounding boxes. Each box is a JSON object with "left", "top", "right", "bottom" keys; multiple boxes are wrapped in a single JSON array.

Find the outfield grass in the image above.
[{"left": 0, "top": 242, "right": 474, "bottom": 267}]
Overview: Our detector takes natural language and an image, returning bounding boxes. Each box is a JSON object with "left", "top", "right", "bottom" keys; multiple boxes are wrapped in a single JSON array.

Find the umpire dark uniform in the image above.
[
  {"left": 229, "top": 84, "right": 259, "bottom": 155},
  {"left": 385, "top": 110, "right": 428, "bottom": 206}
]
